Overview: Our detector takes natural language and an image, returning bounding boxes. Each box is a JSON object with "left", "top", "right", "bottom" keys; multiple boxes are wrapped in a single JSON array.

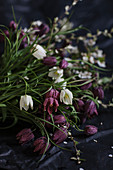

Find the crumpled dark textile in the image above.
[{"left": 0, "top": 0, "right": 113, "bottom": 169}]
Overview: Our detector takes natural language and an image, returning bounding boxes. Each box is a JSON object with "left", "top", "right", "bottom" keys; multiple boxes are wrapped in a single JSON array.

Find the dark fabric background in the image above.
[{"left": 0, "top": 0, "right": 113, "bottom": 170}]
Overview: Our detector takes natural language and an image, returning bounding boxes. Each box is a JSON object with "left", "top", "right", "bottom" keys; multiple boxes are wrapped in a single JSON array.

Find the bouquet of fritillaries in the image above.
[{"left": 0, "top": 0, "right": 111, "bottom": 163}]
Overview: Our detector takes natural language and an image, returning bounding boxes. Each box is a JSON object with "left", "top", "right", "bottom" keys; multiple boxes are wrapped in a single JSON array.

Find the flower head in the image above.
[
  {"left": 33, "top": 137, "right": 51, "bottom": 154},
  {"left": 48, "top": 66, "right": 63, "bottom": 80},
  {"left": 16, "top": 128, "right": 34, "bottom": 145},
  {"left": 60, "top": 89, "right": 73, "bottom": 105},
  {"left": 74, "top": 99, "right": 85, "bottom": 112},
  {"left": 59, "top": 59, "right": 68, "bottom": 69},
  {"left": 43, "top": 97, "right": 59, "bottom": 115},
  {"left": 93, "top": 86, "right": 104, "bottom": 100},
  {"left": 84, "top": 125, "right": 98, "bottom": 135},
  {"left": 32, "top": 44, "right": 46, "bottom": 59},
  {"left": 45, "top": 89, "right": 59, "bottom": 99},
  {"left": 20, "top": 95, "right": 33, "bottom": 111},
  {"left": 53, "top": 127, "right": 68, "bottom": 144},
  {"left": 85, "top": 100, "right": 98, "bottom": 118}
]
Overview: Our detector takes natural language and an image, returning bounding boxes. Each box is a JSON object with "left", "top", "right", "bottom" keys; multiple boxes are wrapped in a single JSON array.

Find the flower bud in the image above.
[
  {"left": 93, "top": 86, "right": 104, "bottom": 100},
  {"left": 43, "top": 57, "right": 57, "bottom": 66},
  {"left": 34, "top": 137, "right": 51, "bottom": 154},
  {"left": 9, "top": 21, "right": 17, "bottom": 31},
  {"left": 19, "top": 30, "right": 27, "bottom": 43},
  {"left": 84, "top": 125, "right": 98, "bottom": 135},
  {"left": 59, "top": 59, "right": 68, "bottom": 69}
]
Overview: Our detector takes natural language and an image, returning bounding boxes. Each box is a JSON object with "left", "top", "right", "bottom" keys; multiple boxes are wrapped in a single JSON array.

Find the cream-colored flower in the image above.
[
  {"left": 32, "top": 44, "right": 46, "bottom": 59},
  {"left": 97, "top": 61, "right": 106, "bottom": 68},
  {"left": 54, "top": 77, "right": 67, "bottom": 89},
  {"left": 48, "top": 66, "right": 63, "bottom": 80},
  {"left": 60, "top": 89, "right": 73, "bottom": 105},
  {"left": 20, "top": 95, "right": 33, "bottom": 111}
]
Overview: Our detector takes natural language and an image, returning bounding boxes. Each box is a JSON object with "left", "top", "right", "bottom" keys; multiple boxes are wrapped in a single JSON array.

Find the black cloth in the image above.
[{"left": 0, "top": 0, "right": 113, "bottom": 169}]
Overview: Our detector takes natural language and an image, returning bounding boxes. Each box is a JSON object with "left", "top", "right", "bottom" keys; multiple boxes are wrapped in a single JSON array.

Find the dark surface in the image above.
[{"left": 0, "top": 0, "right": 113, "bottom": 169}]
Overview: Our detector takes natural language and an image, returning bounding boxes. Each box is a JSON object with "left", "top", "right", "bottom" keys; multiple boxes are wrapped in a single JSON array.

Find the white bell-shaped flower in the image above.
[
  {"left": 60, "top": 89, "right": 73, "bottom": 105},
  {"left": 48, "top": 66, "right": 63, "bottom": 80},
  {"left": 20, "top": 95, "right": 33, "bottom": 111},
  {"left": 32, "top": 44, "right": 46, "bottom": 59}
]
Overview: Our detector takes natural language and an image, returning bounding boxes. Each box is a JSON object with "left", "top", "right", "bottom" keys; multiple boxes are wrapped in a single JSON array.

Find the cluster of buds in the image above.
[{"left": 43, "top": 89, "right": 60, "bottom": 114}]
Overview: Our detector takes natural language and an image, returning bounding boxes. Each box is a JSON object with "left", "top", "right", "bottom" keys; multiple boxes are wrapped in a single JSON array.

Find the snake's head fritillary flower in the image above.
[
  {"left": 20, "top": 95, "right": 33, "bottom": 111},
  {"left": 32, "top": 44, "right": 46, "bottom": 59},
  {"left": 16, "top": 128, "right": 34, "bottom": 145},
  {"left": 43, "top": 56, "right": 57, "bottom": 66},
  {"left": 85, "top": 100, "right": 98, "bottom": 118},
  {"left": 53, "top": 127, "right": 68, "bottom": 144},
  {"left": 60, "top": 89, "right": 73, "bottom": 105},
  {"left": 48, "top": 66, "right": 63, "bottom": 80},
  {"left": 59, "top": 59, "right": 68, "bottom": 69},
  {"left": 45, "top": 89, "right": 60, "bottom": 99},
  {"left": 93, "top": 86, "right": 104, "bottom": 100},
  {"left": 33, "top": 137, "right": 51, "bottom": 154}
]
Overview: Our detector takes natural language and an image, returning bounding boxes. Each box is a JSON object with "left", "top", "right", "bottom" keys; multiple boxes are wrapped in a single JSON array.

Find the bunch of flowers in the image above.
[{"left": 0, "top": 0, "right": 111, "bottom": 163}]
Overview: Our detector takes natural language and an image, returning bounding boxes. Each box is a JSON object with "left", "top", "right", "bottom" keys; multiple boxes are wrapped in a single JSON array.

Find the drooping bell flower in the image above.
[
  {"left": 60, "top": 89, "right": 73, "bottom": 105},
  {"left": 53, "top": 127, "right": 68, "bottom": 144},
  {"left": 93, "top": 86, "right": 104, "bottom": 100},
  {"left": 54, "top": 115, "right": 66, "bottom": 124},
  {"left": 16, "top": 128, "right": 34, "bottom": 145},
  {"left": 43, "top": 56, "right": 57, "bottom": 66},
  {"left": 20, "top": 94, "right": 33, "bottom": 111},
  {"left": 32, "top": 44, "right": 46, "bottom": 59},
  {"left": 9, "top": 20, "right": 17, "bottom": 31},
  {"left": 45, "top": 89, "right": 59, "bottom": 99},
  {"left": 80, "top": 81, "right": 92, "bottom": 90},
  {"left": 33, "top": 137, "right": 51, "bottom": 154},
  {"left": 85, "top": 100, "right": 98, "bottom": 118},
  {"left": 43, "top": 97, "right": 59, "bottom": 114},
  {"left": 59, "top": 59, "right": 68, "bottom": 69},
  {"left": 84, "top": 125, "right": 98, "bottom": 135},
  {"left": 74, "top": 99, "right": 85, "bottom": 112},
  {"left": 45, "top": 115, "right": 66, "bottom": 129}
]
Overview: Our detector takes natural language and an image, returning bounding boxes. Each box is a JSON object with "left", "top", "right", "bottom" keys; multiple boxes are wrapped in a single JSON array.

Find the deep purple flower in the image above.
[
  {"left": 43, "top": 57, "right": 57, "bottom": 66},
  {"left": 9, "top": 20, "right": 17, "bottom": 31},
  {"left": 84, "top": 125, "right": 98, "bottom": 135},
  {"left": 59, "top": 59, "right": 68, "bottom": 69},
  {"left": 43, "top": 97, "right": 59, "bottom": 114},
  {"left": 53, "top": 127, "right": 68, "bottom": 144},
  {"left": 93, "top": 86, "right": 104, "bottom": 100},
  {"left": 54, "top": 115, "right": 66, "bottom": 124},
  {"left": 80, "top": 82, "right": 92, "bottom": 90},
  {"left": 85, "top": 100, "right": 98, "bottom": 118},
  {"left": 0, "top": 30, "right": 9, "bottom": 42},
  {"left": 45, "top": 115, "right": 66, "bottom": 129},
  {"left": 45, "top": 89, "right": 59, "bottom": 99},
  {"left": 33, "top": 137, "right": 51, "bottom": 154},
  {"left": 74, "top": 99, "right": 85, "bottom": 112},
  {"left": 16, "top": 128, "right": 34, "bottom": 145}
]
